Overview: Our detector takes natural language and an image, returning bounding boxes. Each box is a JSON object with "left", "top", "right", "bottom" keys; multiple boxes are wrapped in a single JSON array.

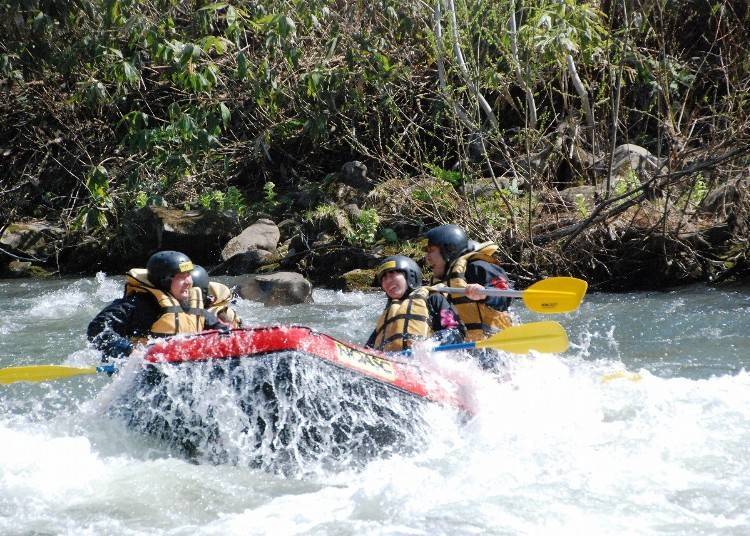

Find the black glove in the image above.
[{"left": 104, "top": 337, "right": 133, "bottom": 360}]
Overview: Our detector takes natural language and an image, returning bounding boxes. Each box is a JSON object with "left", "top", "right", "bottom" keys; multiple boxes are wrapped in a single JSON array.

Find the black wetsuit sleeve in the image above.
[
  {"left": 87, "top": 294, "right": 159, "bottom": 359},
  {"left": 427, "top": 293, "right": 466, "bottom": 344},
  {"left": 464, "top": 261, "right": 512, "bottom": 311},
  {"left": 364, "top": 329, "right": 377, "bottom": 349}
]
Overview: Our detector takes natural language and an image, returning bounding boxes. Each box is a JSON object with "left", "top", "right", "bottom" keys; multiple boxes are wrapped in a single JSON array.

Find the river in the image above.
[{"left": 1, "top": 275, "right": 749, "bottom": 535}]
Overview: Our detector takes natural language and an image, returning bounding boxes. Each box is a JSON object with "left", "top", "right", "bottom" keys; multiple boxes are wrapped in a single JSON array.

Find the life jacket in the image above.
[
  {"left": 124, "top": 268, "right": 206, "bottom": 343},
  {"left": 371, "top": 287, "right": 432, "bottom": 352},
  {"left": 440, "top": 242, "right": 513, "bottom": 342},
  {"left": 206, "top": 281, "right": 242, "bottom": 329}
]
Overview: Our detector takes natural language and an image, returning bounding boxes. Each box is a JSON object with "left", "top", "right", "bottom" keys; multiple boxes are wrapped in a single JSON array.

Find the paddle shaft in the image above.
[
  {"left": 438, "top": 286, "right": 577, "bottom": 299},
  {"left": 438, "top": 287, "right": 524, "bottom": 298},
  {"left": 432, "top": 342, "right": 477, "bottom": 352}
]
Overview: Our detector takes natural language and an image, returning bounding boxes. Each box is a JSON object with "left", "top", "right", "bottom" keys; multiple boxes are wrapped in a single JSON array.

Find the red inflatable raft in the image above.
[{"left": 110, "top": 326, "right": 470, "bottom": 474}]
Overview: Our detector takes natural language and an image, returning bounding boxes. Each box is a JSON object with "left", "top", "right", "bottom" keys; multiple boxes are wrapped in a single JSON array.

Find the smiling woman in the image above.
[{"left": 365, "top": 255, "right": 465, "bottom": 352}]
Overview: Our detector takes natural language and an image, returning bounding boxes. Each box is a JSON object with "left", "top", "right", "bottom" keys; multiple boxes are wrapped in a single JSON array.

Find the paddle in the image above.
[
  {"left": 601, "top": 371, "right": 642, "bottom": 383},
  {"left": 433, "top": 276, "right": 588, "bottom": 314},
  {"left": 402, "top": 321, "right": 569, "bottom": 356},
  {"left": 0, "top": 363, "right": 117, "bottom": 385}
]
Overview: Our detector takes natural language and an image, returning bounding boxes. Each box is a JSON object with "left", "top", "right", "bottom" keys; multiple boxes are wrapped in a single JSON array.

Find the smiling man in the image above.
[
  {"left": 365, "top": 255, "right": 465, "bottom": 352},
  {"left": 87, "top": 250, "right": 226, "bottom": 361}
]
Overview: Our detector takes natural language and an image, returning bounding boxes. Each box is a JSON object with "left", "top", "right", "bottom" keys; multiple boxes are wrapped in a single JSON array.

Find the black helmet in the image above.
[
  {"left": 190, "top": 265, "right": 210, "bottom": 298},
  {"left": 375, "top": 255, "right": 423, "bottom": 291},
  {"left": 146, "top": 250, "right": 194, "bottom": 291},
  {"left": 425, "top": 224, "right": 469, "bottom": 263}
]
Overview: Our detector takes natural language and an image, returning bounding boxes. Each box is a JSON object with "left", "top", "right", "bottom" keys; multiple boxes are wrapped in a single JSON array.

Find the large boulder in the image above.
[
  {"left": 237, "top": 272, "right": 313, "bottom": 306},
  {"left": 699, "top": 178, "right": 748, "bottom": 218},
  {"left": 604, "top": 144, "right": 667, "bottom": 193},
  {"left": 221, "top": 219, "right": 280, "bottom": 261},
  {"left": 119, "top": 206, "right": 239, "bottom": 266},
  {"left": 0, "top": 221, "right": 64, "bottom": 277},
  {"left": 337, "top": 268, "right": 377, "bottom": 291},
  {"left": 340, "top": 161, "right": 371, "bottom": 190},
  {"left": 1, "top": 221, "right": 64, "bottom": 261}
]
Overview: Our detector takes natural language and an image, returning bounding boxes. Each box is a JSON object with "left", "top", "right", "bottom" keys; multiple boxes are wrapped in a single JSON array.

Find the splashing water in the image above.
[{"left": 1, "top": 276, "right": 750, "bottom": 534}]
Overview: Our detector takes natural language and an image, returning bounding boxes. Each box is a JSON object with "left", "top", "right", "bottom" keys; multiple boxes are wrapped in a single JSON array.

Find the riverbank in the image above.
[{"left": 2, "top": 1, "right": 749, "bottom": 290}]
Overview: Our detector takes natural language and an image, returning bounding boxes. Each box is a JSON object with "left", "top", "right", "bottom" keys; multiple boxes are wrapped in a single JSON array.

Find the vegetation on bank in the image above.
[{"left": 1, "top": 0, "right": 749, "bottom": 288}]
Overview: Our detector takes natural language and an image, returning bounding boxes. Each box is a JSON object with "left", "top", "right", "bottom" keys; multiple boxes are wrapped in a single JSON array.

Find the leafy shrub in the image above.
[{"left": 346, "top": 208, "right": 380, "bottom": 246}]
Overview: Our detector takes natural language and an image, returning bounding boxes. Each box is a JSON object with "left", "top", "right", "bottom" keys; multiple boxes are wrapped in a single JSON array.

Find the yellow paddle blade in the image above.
[
  {"left": 601, "top": 371, "right": 642, "bottom": 383},
  {"left": 522, "top": 277, "right": 588, "bottom": 314},
  {"left": 475, "top": 321, "right": 569, "bottom": 354},
  {"left": 0, "top": 365, "right": 98, "bottom": 385}
]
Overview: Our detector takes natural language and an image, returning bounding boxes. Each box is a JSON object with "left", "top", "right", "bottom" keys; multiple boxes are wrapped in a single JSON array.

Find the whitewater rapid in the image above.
[{"left": 1, "top": 275, "right": 749, "bottom": 534}]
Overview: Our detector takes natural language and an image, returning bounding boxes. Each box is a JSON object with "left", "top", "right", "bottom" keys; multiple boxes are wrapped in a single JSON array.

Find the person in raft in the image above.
[
  {"left": 189, "top": 264, "right": 244, "bottom": 329},
  {"left": 424, "top": 224, "right": 513, "bottom": 343},
  {"left": 365, "top": 255, "right": 465, "bottom": 352},
  {"left": 87, "top": 250, "right": 226, "bottom": 361}
]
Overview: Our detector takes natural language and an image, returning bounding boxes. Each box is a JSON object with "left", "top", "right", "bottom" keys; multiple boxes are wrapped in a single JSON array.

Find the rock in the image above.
[
  {"left": 603, "top": 144, "right": 667, "bottom": 193},
  {"left": 559, "top": 185, "right": 597, "bottom": 211},
  {"left": 307, "top": 246, "right": 381, "bottom": 287},
  {"left": 0, "top": 221, "right": 64, "bottom": 261},
  {"left": 119, "top": 206, "right": 239, "bottom": 266},
  {"left": 6, "top": 260, "right": 53, "bottom": 278},
  {"left": 699, "top": 179, "right": 747, "bottom": 217},
  {"left": 210, "top": 249, "right": 273, "bottom": 276},
  {"left": 337, "top": 268, "right": 378, "bottom": 291},
  {"left": 238, "top": 272, "right": 313, "bottom": 306},
  {"left": 343, "top": 204, "right": 361, "bottom": 220},
  {"left": 221, "top": 219, "right": 280, "bottom": 261},
  {"left": 327, "top": 182, "right": 360, "bottom": 205},
  {"left": 462, "top": 177, "right": 525, "bottom": 198},
  {"left": 340, "top": 161, "right": 370, "bottom": 190}
]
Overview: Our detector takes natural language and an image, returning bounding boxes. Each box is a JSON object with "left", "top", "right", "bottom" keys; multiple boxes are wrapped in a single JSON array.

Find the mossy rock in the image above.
[
  {"left": 256, "top": 262, "right": 280, "bottom": 274},
  {"left": 338, "top": 269, "right": 377, "bottom": 291},
  {"left": 6, "top": 260, "right": 54, "bottom": 278},
  {"left": 380, "top": 240, "right": 424, "bottom": 259}
]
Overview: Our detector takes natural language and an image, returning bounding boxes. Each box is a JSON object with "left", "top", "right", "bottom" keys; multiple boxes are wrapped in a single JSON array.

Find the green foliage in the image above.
[
  {"left": 574, "top": 194, "right": 588, "bottom": 218},
  {"left": 689, "top": 174, "right": 708, "bottom": 206},
  {"left": 198, "top": 186, "right": 247, "bottom": 215},
  {"left": 304, "top": 203, "right": 338, "bottom": 223},
  {"left": 134, "top": 191, "right": 149, "bottom": 208},
  {"left": 380, "top": 227, "right": 399, "bottom": 243},
  {"left": 425, "top": 163, "right": 462, "bottom": 186},
  {"left": 73, "top": 165, "right": 114, "bottom": 232},
  {"left": 614, "top": 168, "right": 641, "bottom": 198},
  {"left": 679, "top": 173, "right": 709, "bottom": 210},
  {"left": 263, "top": 182, "right": 278, "bottom": 206},
  {"left": 411, "top": 181, "right": 457, "bottom": 212},
  {"left": 346, "top": 208, "right": 380, "bottom": 247},
  {"left": 304, "top": 204, "right": 380, "bottom": 247},
  {"left": 520, "top": 0, "right": 607, "bottom": 64}
]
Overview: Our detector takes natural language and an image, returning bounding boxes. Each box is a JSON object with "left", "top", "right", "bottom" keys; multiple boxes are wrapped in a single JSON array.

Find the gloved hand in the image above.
[
  {"left": 216, "top": 322, "right": 231, "bottom": 335},
  {"left": 106, "top": 338, "right": 133, "bottom": 359}
]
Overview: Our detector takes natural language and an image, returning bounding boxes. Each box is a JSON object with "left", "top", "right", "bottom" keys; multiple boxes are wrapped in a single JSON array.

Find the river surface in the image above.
[{"left": 1, "top": 275, "right": 750, "bottom": 535}]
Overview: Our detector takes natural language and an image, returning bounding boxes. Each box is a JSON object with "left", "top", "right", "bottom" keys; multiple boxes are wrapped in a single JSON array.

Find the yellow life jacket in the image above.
[
  {"left": 124, "top": 268, "right": 206, "bottom": 342},
  {"left": 371, "top": 287, "right": 432, "bottom": 352},
  {"left": 206, "top": 281, "right": 242, "bottom": 329},
  {"left": 440, "top": 243, "right": 513, "bottom": 342}
]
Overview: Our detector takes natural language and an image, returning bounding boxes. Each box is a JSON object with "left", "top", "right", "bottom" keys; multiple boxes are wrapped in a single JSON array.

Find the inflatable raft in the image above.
[{"left": 108, "top": 326, "right": 469, "bottom": 474}]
